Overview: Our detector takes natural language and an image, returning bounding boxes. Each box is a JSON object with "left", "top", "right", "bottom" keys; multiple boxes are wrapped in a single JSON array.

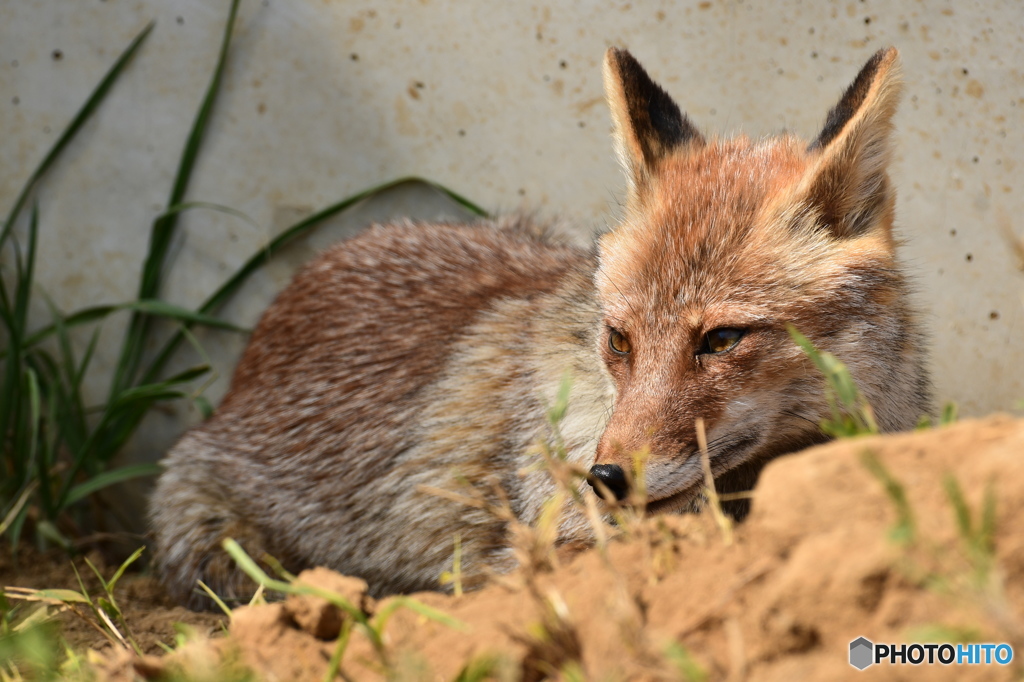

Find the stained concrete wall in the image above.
[{"left": 1, "top": 0, "right": 1022, "bottom": 482}]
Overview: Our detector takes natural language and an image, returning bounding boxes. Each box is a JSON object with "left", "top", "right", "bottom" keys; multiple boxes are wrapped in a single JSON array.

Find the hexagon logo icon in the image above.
[{"left": 849, "top": 637, "right": 874, "bottom": 670}]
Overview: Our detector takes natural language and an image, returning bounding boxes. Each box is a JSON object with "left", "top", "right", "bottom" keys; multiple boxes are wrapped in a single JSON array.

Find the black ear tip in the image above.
[
  {"left": 606, "top": 48, "right": 661, "bottom": 95},
  {"left": 809, "top": 46, "right": 900, "bottom": 152}
]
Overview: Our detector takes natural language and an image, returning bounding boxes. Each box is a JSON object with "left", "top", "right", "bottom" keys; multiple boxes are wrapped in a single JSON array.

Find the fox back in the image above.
[{"left": 151, "top": 47, "right": 929, "bottom": 609}]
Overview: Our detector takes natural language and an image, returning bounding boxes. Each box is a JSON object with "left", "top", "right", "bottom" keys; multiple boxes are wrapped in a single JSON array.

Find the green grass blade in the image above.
[
  {"left": 222, "top": 539, "right": 367, "bottom": 622},
  {"left": 166, "top": 1, "right": 241, "bottom": 223},
  {"left": 0, "top": 23, "right": 154, "bottom": 248},
  {"left": 860, "top": 449, "right": 915, "bottom": 545},
  {"left": 54, "top": 364, "right": 208, "bottom": 510},
  {"left": 107, "top": 388, "right": 189, "bottom": 411},
  {"left": 663, "top": 641, "right": 708, "bottom": 682},
  {"left": 83, "top": 556, "right": 111, "bottom": 596},
  {"left": 64, "top": 464, "right": 162, "bottom": 507},
  {"left": 104, "top": 363, "right": 210, "bottom": 420},
  {"left": 942, "top": 474, "right": 972, "bottom": 542},
  {"left": 13, "top": 205, "right": 39, "bottom": 335},
  {"left": 453, "top": 654, "right": 510, "bottom": 682},
  {"left": 980, "top": 481, "right": 996, "bottom": 548},
  {"left": 6, "top": 505, "right": 30, "bottom": 554},
  {"left": 43, "top": 296, "right": 77, "bottom": 394},
  {"left": 36, "top": 520, "right": 72, "bottom": 551},
  {"left": 0, "top": 250, "right": 28, "bottom": 493},
  {"left": 0, "top": 483, "right": 37, "bottom": 537},
  {"left": 418, "top": 177, "right": 488, "bottom": 217},
  {"left": 74, "top": 326, "right": 102, "bottom": 394},
  {"left": 18, "top": 299, "right": 248, "bottom": 352},
  {"left": 106, "top": 546, "right": 145, "bottom": 596},
  {"left": 113, "top": 0, "right": 241, "bottom": 398},
  {"left": 196, "top": 581, "right": 233, "bottom": 618},
  {"left": 26, "top": 349, "right": 86, "bottom": 460},
  {"left": 24, "top": 367, "right": 50, "bottom": 518},
  {"left": 373, "top": 595, "right": 467, "bottom": 633},
  {"left": 10, "top": 588, "right": 90, "bottom": 605},
  {"left": 129, "top": 300, "right": 249, "bottom": 332},
  {"left": 158, "top": 201, "right": 261, "bottom": 232},
  {"left": 322, "top": 619, "right": 353, "bottom": 682},
  {"left": 19, "top": 304, "right": 119, "bottom": 349},
  {"left": 41, "top": 379, "right": 61, "bottom": 508},
  {"left": 0, "top": 205, "right": 38, "bottom": 493},
  {"left": 787, "top": 324, "right": 877, "bottom": 437},
  {"left": 41, "top": 294, "right": 90, "bottom": 445},
  {"left": 85, "top": 360, "right": 211, "bottom": 471}
]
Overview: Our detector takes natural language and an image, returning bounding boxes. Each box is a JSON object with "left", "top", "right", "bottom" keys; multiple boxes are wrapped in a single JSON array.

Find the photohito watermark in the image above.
[{"left": 849, "top": 637, "right": 1014, "bottom": 670}]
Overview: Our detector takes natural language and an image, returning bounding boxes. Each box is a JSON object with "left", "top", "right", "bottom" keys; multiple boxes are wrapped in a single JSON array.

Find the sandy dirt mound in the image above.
[{"left": 29, "top": 416, "right": 1024, "bottom": 680}]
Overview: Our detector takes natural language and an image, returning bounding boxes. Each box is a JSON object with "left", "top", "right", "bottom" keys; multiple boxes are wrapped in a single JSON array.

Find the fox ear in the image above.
[
  {"left": 800, "top": 47, "right": 902, "bottom": 240},
  {"left": 603, "top": 48, "right": 704, "bottom": 203}
]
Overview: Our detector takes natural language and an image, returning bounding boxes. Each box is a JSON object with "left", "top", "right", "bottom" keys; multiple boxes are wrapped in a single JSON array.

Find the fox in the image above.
[{"left": 151, "top": 46, "right": 930, "bottom": 609}]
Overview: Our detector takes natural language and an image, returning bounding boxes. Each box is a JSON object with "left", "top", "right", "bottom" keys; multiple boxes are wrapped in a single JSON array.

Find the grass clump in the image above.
[
  {"left": 860, "top": 450, "right": 916, "bottom": 546},
  {"left": 0, "top": 4, "right": 243, "bottom": 557},
  {"left": 0, "top": 548, "right": 155, "bottom": 680},
  {"left": 0, "top": 0, "right": 486, "bottom": 559},
  {"left": 787, "top": 325, "right": 879, "bottom": 437}
]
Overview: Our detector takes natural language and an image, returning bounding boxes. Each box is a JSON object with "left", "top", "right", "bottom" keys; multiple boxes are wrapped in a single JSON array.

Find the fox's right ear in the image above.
[{"left": 603, "top": 48, "right": 704, "bottom": 206}]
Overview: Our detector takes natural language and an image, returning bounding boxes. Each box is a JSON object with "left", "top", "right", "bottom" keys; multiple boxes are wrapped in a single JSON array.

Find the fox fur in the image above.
[{"left": 151, "top": 47, "right": 930, "bottom": 609}]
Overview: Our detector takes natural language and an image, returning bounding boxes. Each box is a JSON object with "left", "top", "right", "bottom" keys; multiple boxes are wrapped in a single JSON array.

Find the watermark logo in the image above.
[
  {"left": 849, "top": 638, "right": 1014, "bottom": 670},
  {"left": 849, "top": 637, "right": 873, "bottom": 670}
]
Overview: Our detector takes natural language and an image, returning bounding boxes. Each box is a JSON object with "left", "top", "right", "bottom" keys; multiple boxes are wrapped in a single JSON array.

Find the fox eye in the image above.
[
  {"left": 700, "top": 328, "right": 744, "bottom": 355},
  {"left": 608, "top": 328, "right": 631, "bottom": 355}
]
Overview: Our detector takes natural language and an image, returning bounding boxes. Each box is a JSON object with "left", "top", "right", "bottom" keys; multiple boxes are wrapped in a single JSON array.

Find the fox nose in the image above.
[{"left": 588, "top": 464, "right": 629, "bottom": 501}]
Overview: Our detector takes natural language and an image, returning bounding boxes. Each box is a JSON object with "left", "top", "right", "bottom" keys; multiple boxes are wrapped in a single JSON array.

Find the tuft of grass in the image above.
[
  {"left": 439, "top": 533, "right": 465, "bottom": 597},
  {"left": 860, "top": 449, "right": 916, "bottom": 545},
  {"left": 450, "top": 653, "right": 518, "bottom": 682},
  {"left": 940, "top": 401, "right": 959, "bottom": 426},
  {"left": 0, "top": 548, "right": 159, "bottom": 680},
  {"left": 2, "top": 547, "right": 147, "bottom": 657},
  {"left": 943, "top": 474, "right": 997, "bottom": 586},
  {"left": 0, "top": 7, "right": 241, "bottom": 555},
  {"left": 790, "top": 324, "right": 962, "bottom": 436},
  {"left": 1, "top": 0, "right": 488, "bottom": 558},
  {"left": 662, "top": 640, "right": 708, "bottom": 682},
  {"left": 787, "top": 325, "right": 879, "bottom": 438},
  {"left": 917, "top": 401, "right": 959, "bottom": 430}
]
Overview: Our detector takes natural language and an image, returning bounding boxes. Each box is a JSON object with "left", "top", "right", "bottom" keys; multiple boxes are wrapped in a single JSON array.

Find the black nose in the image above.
[{"left": 589, "top": 464, "right": 629, "bottom": 501}]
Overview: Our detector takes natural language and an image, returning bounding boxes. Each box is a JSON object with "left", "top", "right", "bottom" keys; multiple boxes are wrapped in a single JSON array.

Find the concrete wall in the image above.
[{"left": 2, "top": 0, "right": 1022, "bottom": 480}]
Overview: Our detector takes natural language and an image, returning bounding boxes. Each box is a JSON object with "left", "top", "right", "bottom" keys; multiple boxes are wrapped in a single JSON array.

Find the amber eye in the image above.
[
  {"left": 700, "top": 328, "right": 744, "bottom": 355},
  {"left": 608, "top": 328, "right": 631, "bottom": 355}
]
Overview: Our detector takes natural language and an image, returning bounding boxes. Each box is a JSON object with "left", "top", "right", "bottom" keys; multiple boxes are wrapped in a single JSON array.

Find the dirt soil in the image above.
[
  {"left": 6, "top": 415, "right": 1024, "bottom": 681},
  {"left": 0, "top": 545, "right": 225, "bottom": 657}
]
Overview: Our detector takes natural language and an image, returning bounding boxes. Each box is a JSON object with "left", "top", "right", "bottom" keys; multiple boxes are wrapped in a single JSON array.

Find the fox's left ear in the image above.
[
  {"left": 800, "top": 47, "right": 902, "bottom": 241},
  {"left": 603, "top": 48, "right": 704, "bottom": 208}
]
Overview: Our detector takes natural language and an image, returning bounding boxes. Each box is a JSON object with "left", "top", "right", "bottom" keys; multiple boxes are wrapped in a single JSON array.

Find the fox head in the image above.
[{"left": 589, "top": 47, "right": 928, "bottom": 511}]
